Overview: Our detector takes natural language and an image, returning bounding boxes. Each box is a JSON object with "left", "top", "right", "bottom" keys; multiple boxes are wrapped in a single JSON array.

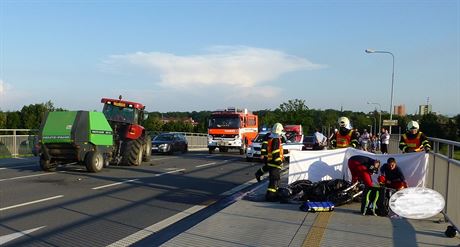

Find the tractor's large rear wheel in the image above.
[
  {"left": 143, "top": 135, "right": 152, "bottom": 162},
  {"left": 121, "top": 138, "right": 144, "bottom": 166},
  {"left": 39, "top": 155, "right": 56, "bottom": 172},
  {"left": 85, "top": 151, "right": 104, "bottom": 173}
]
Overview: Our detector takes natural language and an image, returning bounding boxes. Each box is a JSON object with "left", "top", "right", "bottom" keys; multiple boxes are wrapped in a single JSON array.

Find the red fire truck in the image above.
[{"left": 207, "top": 107, "right": 258, "bottom": 154}]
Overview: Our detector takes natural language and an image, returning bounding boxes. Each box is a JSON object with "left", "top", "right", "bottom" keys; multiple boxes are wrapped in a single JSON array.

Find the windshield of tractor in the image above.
[
  {"left": 208, "top": 116, "right": 240, "bottom": 129},
  {"left": 103, "top": 104, "right": 138, "bottom": 124}
]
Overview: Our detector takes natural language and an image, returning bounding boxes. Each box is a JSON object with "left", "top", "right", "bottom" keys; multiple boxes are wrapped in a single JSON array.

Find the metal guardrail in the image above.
[
  {"left": 389, "top": 135, "right": 460, "bottom": 234},
  {"left": 0, "top": 130, "right": 209, "bottom": 157},
  {"left": 167, "top": 132, "right": 208, "bottom": 149},
  {"left": 0, "top": 129, "right": 38, "bottom": 157},
  {"left": 426, "top": 137, "right": 460, "bottom": 234}
]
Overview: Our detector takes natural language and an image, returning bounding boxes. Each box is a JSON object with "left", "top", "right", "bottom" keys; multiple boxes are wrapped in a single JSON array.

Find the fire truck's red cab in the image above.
[{"left": 207, "top": 107, "right": 258, "bottom": 154}]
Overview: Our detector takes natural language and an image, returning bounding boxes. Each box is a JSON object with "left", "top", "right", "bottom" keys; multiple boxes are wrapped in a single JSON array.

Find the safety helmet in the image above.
[
  {"left": 407, "top": 121, "right": 419, "bottom": 130},
  {"left": 277, "top": 187, "right": 292, "bottom": 203},
  {"left": 272, "top": 123, "right": 284, "bottom": 135},
  {"left": 338, "top": 117, "right": 350, "bottom": 129}
]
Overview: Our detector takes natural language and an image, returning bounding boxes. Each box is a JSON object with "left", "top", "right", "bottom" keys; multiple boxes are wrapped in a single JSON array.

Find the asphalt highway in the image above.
[{"left": 0, "top": 151, "right": 262, "bottom": 246}]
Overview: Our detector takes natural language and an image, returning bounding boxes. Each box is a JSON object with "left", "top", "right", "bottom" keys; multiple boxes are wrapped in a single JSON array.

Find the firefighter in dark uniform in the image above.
[
  {"left": 330, "top": 117, "right": 359, "bottom": 149},
  {"left": 348, "top": 155, "right": 381, "bottom": 187},
  {"left": 265, "top": 123, "right": 284, "bottom": 201},
  {"left": 399, "top": 121, "right": 431, "bottom": 153},
  {"left": 254, "top": 132, "right": 271, "bottom": 182}
]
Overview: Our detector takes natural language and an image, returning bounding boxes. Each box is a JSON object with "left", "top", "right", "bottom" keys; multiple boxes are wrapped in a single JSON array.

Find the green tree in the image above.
[
  {"left": 279, "top": 99, "right": 309, "bottom": 112},
  {"left": 420, "top": 114, "right": 443, "bottom": 138},
  {"left": 6, "top": 112, "right": 21, "bottom": 129},
  {"left": 0, "top": 111, "right": 6, "bottom": 128},
  {"left": 143, "top": 116, "right": 163, "bottom": 131},
  {"left": 20, "top": 103, "right": 48, "bottom": 129},
  {"left": 455, "top": 114, "right": 460, "bottom": 141},
  {"left": 277, "top": 99, "right": 313, "bottom": 131}
]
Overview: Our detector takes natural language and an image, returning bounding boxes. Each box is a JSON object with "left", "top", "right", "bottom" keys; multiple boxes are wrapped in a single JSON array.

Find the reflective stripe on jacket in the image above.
[
  {"left": 401, "top": 132, "right": 421, "bottom": 152},
  {"left": 267, "top": 137, "right": 283, "bottom": 168},
  {"left": 336, "top": 131, "right": 353, "bottom": 148}
]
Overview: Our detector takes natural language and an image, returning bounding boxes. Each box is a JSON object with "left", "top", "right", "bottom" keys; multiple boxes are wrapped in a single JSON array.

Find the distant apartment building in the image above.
[
  {"left": 393, "top": 104, "right": 406, "bottom": 116},
  {"left": 418, "top": 104, "right": 432, "bottom": 116}
]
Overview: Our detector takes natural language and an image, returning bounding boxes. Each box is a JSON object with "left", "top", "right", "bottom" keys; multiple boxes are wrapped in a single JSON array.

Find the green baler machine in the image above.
[{"left": 39, "top": 111, "right": 114, "bottom": 172}]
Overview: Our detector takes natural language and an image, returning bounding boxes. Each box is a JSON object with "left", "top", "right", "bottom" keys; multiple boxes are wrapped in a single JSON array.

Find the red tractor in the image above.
[{"left": 101, "top": 96, "right": 151, "bottom": 166}]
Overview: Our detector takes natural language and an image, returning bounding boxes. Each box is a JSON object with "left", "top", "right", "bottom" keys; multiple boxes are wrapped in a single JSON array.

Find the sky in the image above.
[{"left": 0, "top": 0, "right": 459, "bottom": 116}]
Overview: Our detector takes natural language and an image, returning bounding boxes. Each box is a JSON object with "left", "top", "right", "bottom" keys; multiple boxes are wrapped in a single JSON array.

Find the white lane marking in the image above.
[
  {"left": 92, "top": 179, "right": 139, "bottom": 190},
  {"left": 0, "top": 195, "right": 64, "bottom": 212},
  {"left": 151, "top": 157, "right": 178, "bottom": 161},
  {"left": 195, "top": 162, "right": 217, "bottom": 168},
  {"left": 107, "top": 205, "right": 206, "bottom": 247},
  {"left": 220, "top": 178, "right": 258, "bottom": 196},
  {"left": 194, "top": 158, "right": 241, "bottom": 169},
  {"left": 0, "top": 226, "right": 46, "bottom": 245},
  {"left": 92, "top": 169, "right": 186, "bottom": 190},
  {"left": 108, "top": 175, "right": 261, "bottom": 246},
  {"left": 153, "top": 169, "right": 185, "bottom": 177},
  {"left": 0, "top": 172, "right": 56, "bottom": 182},
  {"left": 0, "top": 164, "right": 38, "bottom": 170},
  {"left": 163, "top": 167, "right": 179, "bottom": 171}
]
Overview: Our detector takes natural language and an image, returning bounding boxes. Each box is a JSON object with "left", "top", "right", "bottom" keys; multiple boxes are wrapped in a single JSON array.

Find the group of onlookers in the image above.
[{"left": 355, "top": 128, "right": 390, "bottom": 153}]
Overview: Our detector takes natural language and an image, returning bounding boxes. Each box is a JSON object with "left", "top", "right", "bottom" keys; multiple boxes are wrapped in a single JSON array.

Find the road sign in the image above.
[{"left": 383, "top": 119, "right": 398, "bottom": 126}]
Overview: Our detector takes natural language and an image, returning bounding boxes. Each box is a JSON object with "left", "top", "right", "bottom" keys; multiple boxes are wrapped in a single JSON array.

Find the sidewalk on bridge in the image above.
[{"left": 161, "top": 173, "right": 460, "bottom": 247}]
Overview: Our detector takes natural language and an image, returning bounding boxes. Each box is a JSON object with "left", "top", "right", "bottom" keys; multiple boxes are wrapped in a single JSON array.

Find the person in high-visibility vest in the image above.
[
  {"left": 330, "top": 117, "right": 359, "bottom": 149},
  {"left": 264, "top": 123, "right": 285, "bottom": 201},
  {"left": 399, "top": 121, "right": 431, "bottom": 153},
  {"left": 254, "top": 132, "right": 271, "bottom": 182}
]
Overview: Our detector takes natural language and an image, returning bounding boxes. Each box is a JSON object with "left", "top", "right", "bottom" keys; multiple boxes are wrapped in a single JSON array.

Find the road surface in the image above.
[{"left": 0, "top": 151, "right": 262, "bottom": 246}]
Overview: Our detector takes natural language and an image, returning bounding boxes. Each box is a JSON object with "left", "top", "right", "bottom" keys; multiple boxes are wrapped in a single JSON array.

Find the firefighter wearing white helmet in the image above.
[
  {"left": 254, "top": 122, "right": 285, "bottom": 201},
  {"left": 255, "top": 123, "right": 285, "bottom": 184},
  {"left": 399, "top": 120, "right": 431, "bottom": 153},
  {"left": 330, "top": 117, "right": 359, "bottom": 149}
]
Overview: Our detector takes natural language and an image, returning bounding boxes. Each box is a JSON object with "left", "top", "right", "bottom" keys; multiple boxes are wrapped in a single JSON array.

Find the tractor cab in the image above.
[
  {"left": 101, "top": 96, "right": 145, "bottom": 126},
  {"left": 100, "top": 96, "right": 151, "bottom": 165},
  {"left": 101, "top": 96, "right": 147, "bottom": 142}
]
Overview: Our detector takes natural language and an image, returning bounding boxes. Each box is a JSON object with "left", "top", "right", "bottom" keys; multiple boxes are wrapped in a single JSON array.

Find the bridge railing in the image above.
[
  {"left": 0, "top": 130, "right": 209, "bottom": 157},
  {"left": 390, "top": 135, "right": 460, "bottom": 233},
  {"left": 0, "top": 129, "right": 38, "bottom": 157},
  {"left": 150, "top": 131, "right": 208, "bottom": 149}
]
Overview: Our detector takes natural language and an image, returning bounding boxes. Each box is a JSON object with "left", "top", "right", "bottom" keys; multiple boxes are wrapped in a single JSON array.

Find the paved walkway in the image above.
[{"left": 161, "top": 176, "right": 460, "bottom": 247}]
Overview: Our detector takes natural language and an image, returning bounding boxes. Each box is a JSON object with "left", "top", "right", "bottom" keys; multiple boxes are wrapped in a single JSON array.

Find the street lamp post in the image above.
[
  {"left": 366, "top": 116, "right": 376, "bottom": 136},
  {"left": 367, "top": 102, "right": 381, "bottom": 135},
  {"left": 365, "top": 49, "right": 395, "bottom": 134}
]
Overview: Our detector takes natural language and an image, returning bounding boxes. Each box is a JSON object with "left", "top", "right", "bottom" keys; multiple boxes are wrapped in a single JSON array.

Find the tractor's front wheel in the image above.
[
  {"left": 39, "top": 155, "right": 56, "bottom": 172},
  {"left": 85, "top": 151, "right": 104, "bottom": 173}
]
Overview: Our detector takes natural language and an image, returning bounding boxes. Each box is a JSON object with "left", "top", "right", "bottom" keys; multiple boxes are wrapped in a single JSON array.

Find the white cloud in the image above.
[
  {"left": 0, "top": 79, "right": 4, "bottom": 94},
  {"left": 0, "top": 80, "right": 34, "bottom": 111},
  {"left": 103, "top": 46, "right": 326, "bottom": 90}
]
